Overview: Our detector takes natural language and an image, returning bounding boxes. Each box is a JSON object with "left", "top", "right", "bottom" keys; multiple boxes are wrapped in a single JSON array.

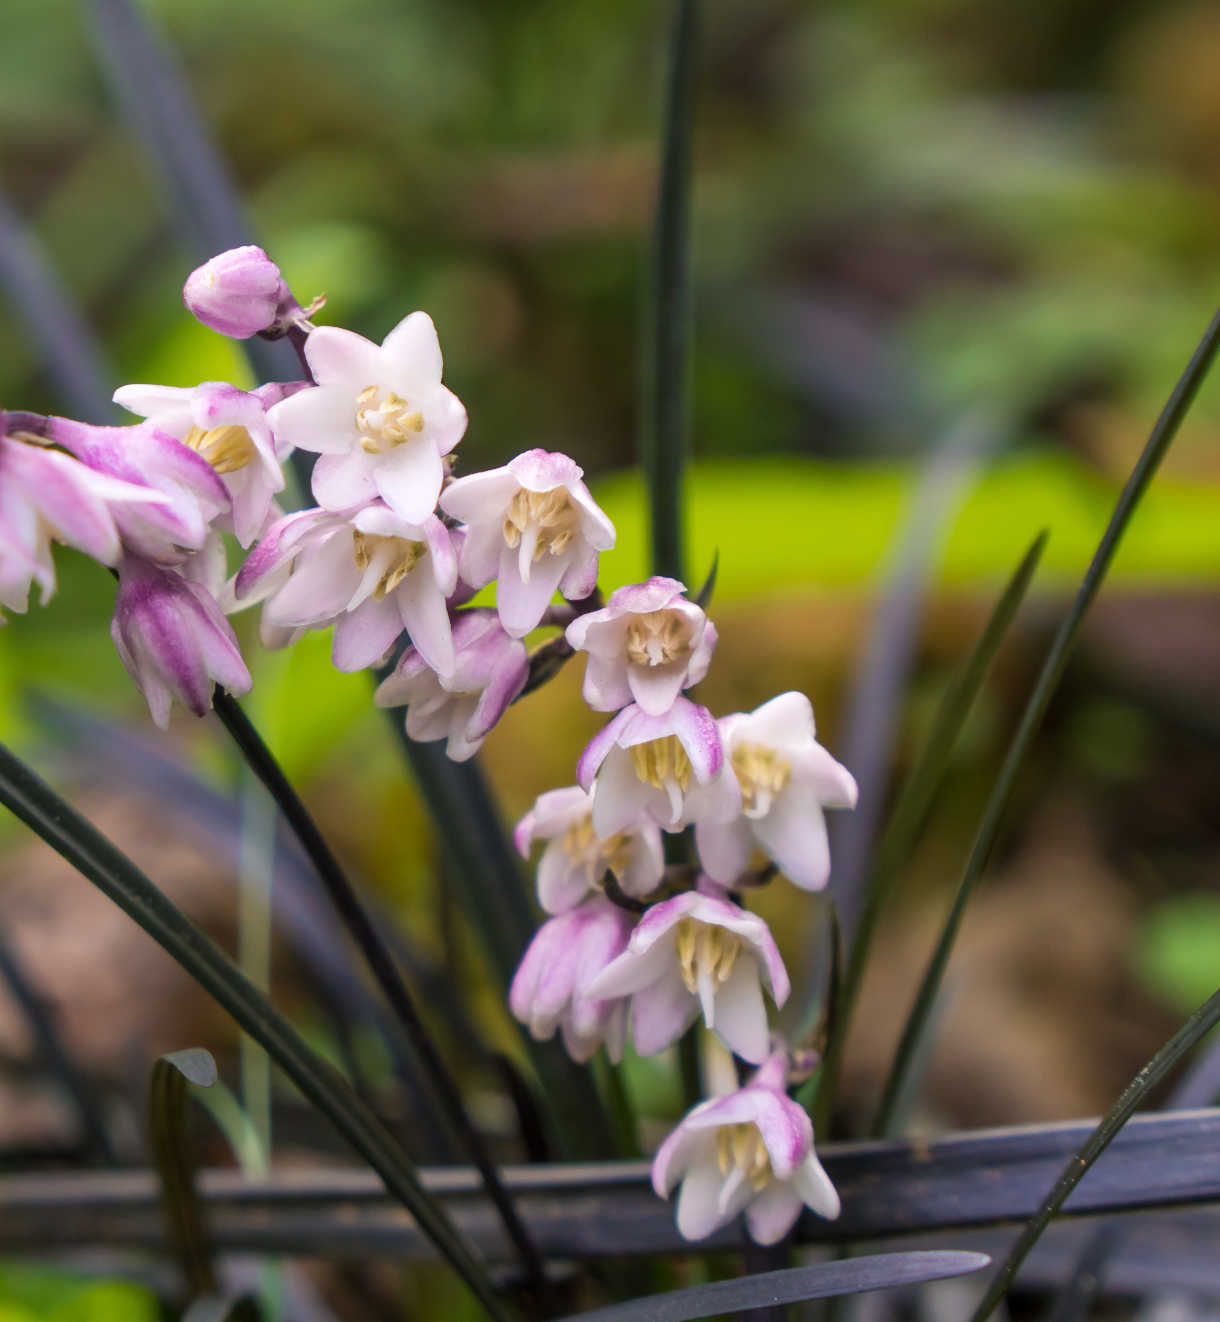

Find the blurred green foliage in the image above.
[{"left": 0, "top": 1266, "right": 156, "bottom": 1322}]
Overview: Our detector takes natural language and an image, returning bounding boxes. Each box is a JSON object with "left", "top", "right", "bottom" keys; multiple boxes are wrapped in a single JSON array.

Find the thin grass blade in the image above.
[
  {"left": 693, "top": 550, "right": 717, "bottom": 608},
  {"left": 873, "top": 302, "right": 1220, "bottom": 1140},
  {"left": 555, "top": 1252, "right": 990, "bottom": 1322},
  {"left": 966, "top": 984, "right": 1220, "bottom": 1322},
  {"left": 641, "top": 0, "right": 699, "bottom": 583},
  {"left": 149, "top": 1048, "right": 219, "bottom": 1299},
  {"left": 0, "top": 740, "right": 512, "bottom": 1322},
  {"left": 0, "top": 191, "right": 116, "bottom": 421},
  {"left": 810, "top": 529, "right": 1046, "bottom": 1129}
]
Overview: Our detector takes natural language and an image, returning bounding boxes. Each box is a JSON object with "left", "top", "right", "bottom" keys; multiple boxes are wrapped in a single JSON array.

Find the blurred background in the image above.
[{"left": 4, "top": 0, "right": 1220, "bottom": 1312}]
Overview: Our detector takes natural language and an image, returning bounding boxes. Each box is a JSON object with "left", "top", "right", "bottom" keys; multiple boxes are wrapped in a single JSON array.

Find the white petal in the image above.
[
  {"left": 675, "top": 1161, "right": 733, "bottom": 1241},
  {"left": 267, "top": 384, "right": 359, "bottom": 455},
  {"left": 755, "top": 784, "right": 831, "bottom": 891},
  {"left": 791, "top": 1151, "right": 840, "bottom": 1220},
  {"left": 311, "top": 450, "right": 378, "bottom": 510},
  {"left": 374, "top": 440, "right": 444, "bottom": 525},
  {"left": 710, "top": 959, "right": 770, "bottom": 1064},
  {"left": 744, "top": 1184, "right": 804, "bottom": 1245}
]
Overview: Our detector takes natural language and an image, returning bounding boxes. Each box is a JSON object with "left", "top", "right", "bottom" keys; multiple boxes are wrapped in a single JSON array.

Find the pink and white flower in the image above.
[
  {"left": 577, "top": 697, "right": 740, "bottom": 837},
  {"left": 509, "top": 896, "right": 634, "bottom": 1063},
  {"left": 440, "top": 449, "right": 615, "bottom": 638},
  {"left": 236, "top": 501, "right": 458, "bottom": 675},
  {"left": 587, "top": 885, "right": 789, "bottom": 1063},
  {"left": 565, "top": 576, "right": 716, "bottom": 716},
  {"left": 514, "top": 785, "right": 665, "bottom": 914},
  {"left": 44, "top": 416, "right": 229, "bottom": 562},
  {"left": 374, "top": 608, "right": 528, "bottom": 761},
  {"left": 266, "top": 313, "right": 466, "bottom": 525},
  {"left": 111, "top": 553, "right": 252, "bottom": 728},
  {"left": 696, "top": 692, "right": 857, "bottom": 891},
  {"left": 0, "top": 426, "right": 166, "bottom": 617},
  {"left": 652, "top": 1053, "right": 840, "bottom": 1244},
  {"left": 113, "top": 380, "right": 303, "bottom": 547},
  {"left": 183, "top": 245, "right": 293, "bottom": 339}
]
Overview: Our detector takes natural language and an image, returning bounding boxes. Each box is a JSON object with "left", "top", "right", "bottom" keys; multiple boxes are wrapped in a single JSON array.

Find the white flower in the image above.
[
  {"left": 696, "top": 692, "right": 857, "bottom": 891},
  {"left": 652, "top": 1053, "right": 840, "bottom": 1245},
  {"left": 577, "top": 697, "right": 740, "bottom": 836},
  {"left": 587, "top": 884, "right": 790, "bottom": 1063},
  {"left": 565, "top": 575, "right": 716, "bottom": 715},
  {"left": 266, "top": 313, "right": 467, "bottom": 524},
  {"left": 235, "top": 500, "right": 458, "bottom": 675},
  {"left": 514, "top": 785, "right": 665, "bottom": 914},
  {"left": 374, "top": 608, "right": 529, "bottom": 761},
  {"left": 439, "top": 449, "right": 615, "bottom": 638}
]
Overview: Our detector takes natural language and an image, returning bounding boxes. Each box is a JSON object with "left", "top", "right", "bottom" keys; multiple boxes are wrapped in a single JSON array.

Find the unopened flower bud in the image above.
[{"left": 183, "top": 246, "right": 290, "bottom": 339}]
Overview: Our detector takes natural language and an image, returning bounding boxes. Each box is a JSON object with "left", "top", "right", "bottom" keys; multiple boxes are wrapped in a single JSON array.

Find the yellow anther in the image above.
[
  {"left": 674, "top": 918, "right": 744, "bottom": 995},
  {"left": 625, "top": 609, "right": 693, "bottom": 668},
  {"left": 182, "top": 424, "right": 258, "bottom": 475},
  {"left": 629, "top": 735, "right": 692, "bottom": 791},
  {"left": 351, "top": 530, "right": 426, "bottom": 599},
  {"left": 731, "top": 743, "right": 791, "bottom": 817},
  {"left": 560, "top": 812, "right": 634, "bottom": 885},
  {"left": 354, "top": 386, "right": 424, "bottom": 453},
  {"left": 501, "top": 487, "right": 578, "bottom": 559},
  {"left": 715, "top": 1123, "right": 774, "bottom": 1191}
]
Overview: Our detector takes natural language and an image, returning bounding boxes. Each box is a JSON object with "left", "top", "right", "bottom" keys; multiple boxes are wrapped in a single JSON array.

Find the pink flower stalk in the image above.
[
  {"left": 44, "top": 416, "right": 229, "bottom": 562},
  {"left": 587, "top": 885, "right": 789, "bottom": 1063},
  {"left": 374, "top": 609, "right": 529, "bottom": 761},
  {"left": 514, "top": 785, "right": 665, "bottom": 914},
  {"left": 577, "top": 696, "right": 740, "bottom": 836},
  {"left": 113, "top": 380, "right": 303, "bottom": 547},
  {"left": 440, "top": 449, "right": 615, "bottom": 638},
  {"left": 565, "top": 576, "right": 716, "bottom": 715},
  {"left": 266, "top": 313, "right": 466, "bottom": 525},
  {"left": 111, "top": 553, "right": 251, "bottom": 728},
  {"left": 509, "top": 896, "right": 634, "bottom": 1063},
  {"left": 0, "top": 427, "right": 166, "bottom": 617},
  {"left": 183, "top": 245, "right": 293, "bottom": 339},
  {"left": 235, "top": 501, "right": 458, "bottom": 675},
  {"left": 696, "top": 692, "right": 857, "bottom": 891},
  {"left": 652, "top": 1053, "right": 840, "bottom": 1244}
]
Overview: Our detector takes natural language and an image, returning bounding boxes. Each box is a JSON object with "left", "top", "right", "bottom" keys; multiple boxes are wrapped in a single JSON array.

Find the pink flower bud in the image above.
[{"left": 183, "top": 246, "right": 290, "bottom": 339}]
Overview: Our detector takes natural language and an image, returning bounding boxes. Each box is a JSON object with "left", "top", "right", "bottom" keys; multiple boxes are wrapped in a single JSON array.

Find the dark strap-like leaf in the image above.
[
  {"left": 149, "top": 1048, "right": 219, "bottom": 1298},
  {"left": 554, "top": 1251, "right": 989, "bottom": 1322}
]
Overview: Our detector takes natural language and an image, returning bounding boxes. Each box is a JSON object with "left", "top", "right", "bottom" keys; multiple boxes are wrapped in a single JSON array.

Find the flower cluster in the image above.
[{"left": 1, "top": 246, "right": 858, "bottom": 1249}]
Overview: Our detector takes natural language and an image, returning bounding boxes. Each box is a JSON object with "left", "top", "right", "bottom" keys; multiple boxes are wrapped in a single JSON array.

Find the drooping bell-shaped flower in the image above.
[
  {"left": 0, "top": 425, "right": 167, "bottom": 617},
  {"left": 696, "top": 692, "right": 857, "bottom": 891},
  {"left": 577, "top": 696, "right": 740, "bottom": 837},
  {"left": 111, "top": 553, "right": 252, "bottom": 728},
  {"left": 587, "top": 883, "right": 789, "bottom": 1063},
  {"left": 235, "top": 500, "right": 458, "bottom": 675},
  {"left": 113, "top": 380, "right": 303, "bottom": 547},
  {"left": 514, "top": 785, "right": 665, "bottom": 914},
  {"left": 374, "top": 608, "right": 529, "bottom": 761},
  {"left": 652, "top": 1053, "right": 840, "bottom": 1245},
  {"left": 266, "top": 312, "right": 466, "bottom": 525},
  {"left": 565, "top": 576, "right": 717, "bottom": 716},
  {"left": 509, "top": 895, "right": 634, "bottom": 1063},
  {"left": 440, "top": 449, "right": 615, "bottom": 638}
]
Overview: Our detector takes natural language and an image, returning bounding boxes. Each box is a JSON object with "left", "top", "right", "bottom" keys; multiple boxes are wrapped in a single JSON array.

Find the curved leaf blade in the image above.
[
  {"left": 555, "top": 1251, "right": 989, "bottom": 1322},
  {"left": 149, "top": 1049, "right": 219, "bottom": 1299}
]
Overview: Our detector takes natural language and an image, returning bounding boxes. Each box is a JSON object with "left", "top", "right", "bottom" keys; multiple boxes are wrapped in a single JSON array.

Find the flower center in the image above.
[
  {"left": 354, "top": 386, "right": 424, "bottom": 454},
  {"left": 502, "top": 487, "right": 578, "bottom": 560},
  {"left": 625, "top": 609, "right": 694, "bottom": 668},
  {"left": 352, "top": 530, "right": 426, "bottom": 599},
  {"left": 629, "top": 735, "right": 692, "bottom": 791},
  {"left": 675, "top": 918, "right": 742, "bottom": 996},
  {"left": 182, "top": 424, "right": 258, "bottom": 475},
  {"left": 716, "top": 1122, "right": 774, "bottom": 1192},
  {"left": 731, "top": 742, "right": 791, "bottom": 819},
  {"left": 561, "top": 812, "right": 635, "bottom": 885}
]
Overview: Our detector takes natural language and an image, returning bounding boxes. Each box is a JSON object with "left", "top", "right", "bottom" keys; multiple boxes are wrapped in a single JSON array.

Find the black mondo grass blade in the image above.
[
  {"left": 555, "top": 1252, "right": 990, "bottom": 1322},
  {"left": 149, "top": 1049, "right": 219, "bottom": 1299},
  {"left": 211, "top": 692, "right": 545, "bottom": 1287},
  {"left": 873, "top": 301, "right": 1220, "bottom": 1141},
  {"left": 810, "top": 529, "right": 1047, "bottom": 1130},
  {"left": 966, "top": 984, "right": 1220, "bottom": 1322},
  {"left": 0, "top": 742, "right": 513, "bottom": 1322},
  {"left": 693, "top": 549, "right": 718, "bottom": 608},
  {"left": 641, "top": 0, "right": 699, "bottom": 584}
]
